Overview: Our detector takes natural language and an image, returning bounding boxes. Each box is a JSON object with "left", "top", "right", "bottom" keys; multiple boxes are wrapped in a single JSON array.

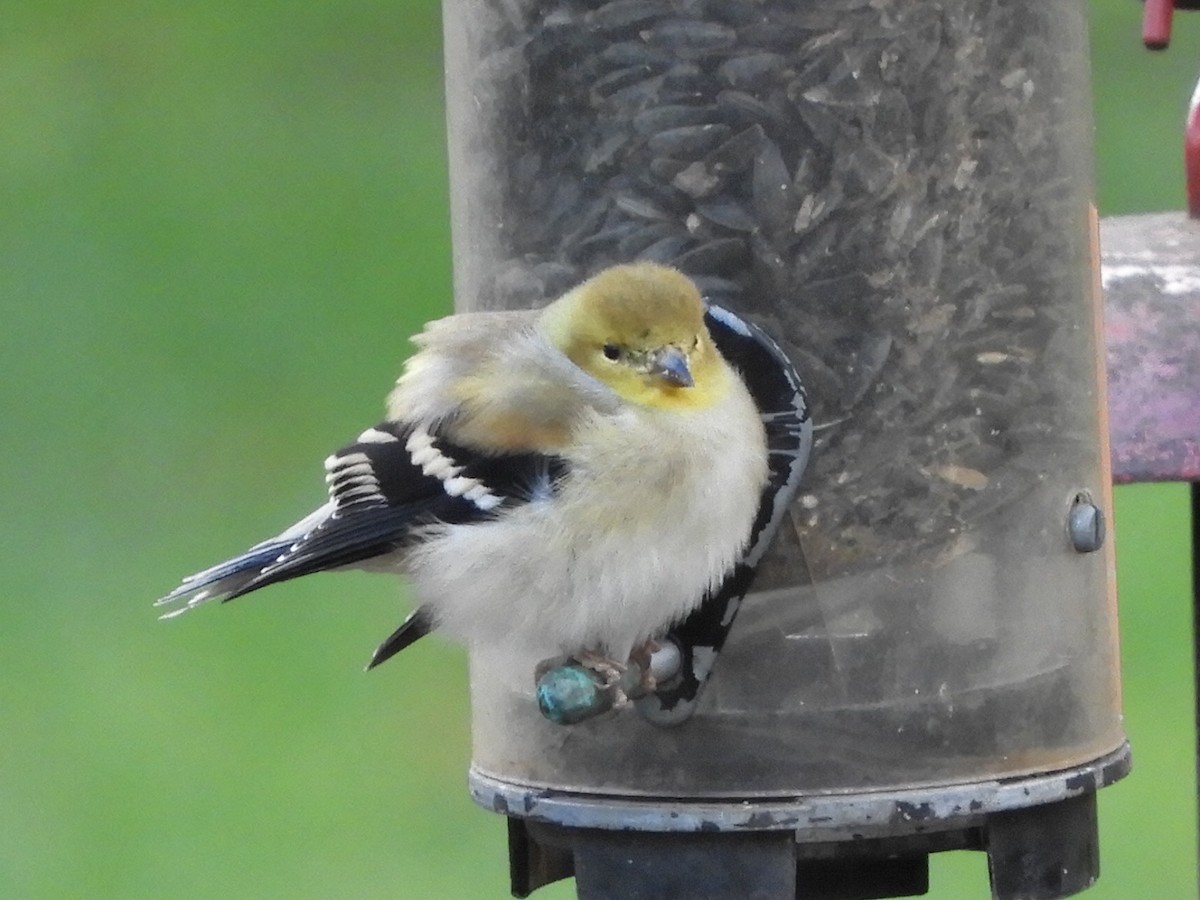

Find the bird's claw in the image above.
[
  {"left": 575, "top": 649, "right": 632, "bottom": 707},
  {"left": 533, "top": 644, "right": 667, "bottom": 724},
  {"left": 627, "top": 639, "right": 661, "bottom": 696}
]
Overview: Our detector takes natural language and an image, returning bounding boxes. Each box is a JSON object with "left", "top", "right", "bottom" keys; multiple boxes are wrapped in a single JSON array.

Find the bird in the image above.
[{"left": 155, "top": 262, "right": 769, "bottom": 680}]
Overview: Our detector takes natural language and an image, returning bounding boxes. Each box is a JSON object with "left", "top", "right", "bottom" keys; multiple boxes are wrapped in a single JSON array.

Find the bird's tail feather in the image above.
[
  {"left": 155, "top": 503, "right": 338, "bottom": 616},
  {"left": 154, "top": 540, "right": 295, "bottom": 617},
  {"left": 367, "top": 606, "right": 433, "bottom": 669}
]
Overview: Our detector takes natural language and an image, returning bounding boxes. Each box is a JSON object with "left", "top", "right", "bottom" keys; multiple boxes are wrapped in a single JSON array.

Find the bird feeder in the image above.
[{"left": 441, "top": 1, "right": 1128, "bottom": 897}]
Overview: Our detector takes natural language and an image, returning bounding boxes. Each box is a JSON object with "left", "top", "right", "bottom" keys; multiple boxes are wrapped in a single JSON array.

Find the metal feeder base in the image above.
[{"left": 472, "top": 742, "right": 1130, "bottom": 900}]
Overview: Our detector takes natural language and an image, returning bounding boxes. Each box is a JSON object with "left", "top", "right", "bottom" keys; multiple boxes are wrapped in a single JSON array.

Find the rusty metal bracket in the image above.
[{"left": 1101, "top": 213, "right": 1200, "bottom": 482}]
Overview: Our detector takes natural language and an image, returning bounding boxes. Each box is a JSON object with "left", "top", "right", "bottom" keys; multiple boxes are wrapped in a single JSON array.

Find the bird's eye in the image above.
[{"left": 601, "top": 344, "right": 621, "bottom": 361}]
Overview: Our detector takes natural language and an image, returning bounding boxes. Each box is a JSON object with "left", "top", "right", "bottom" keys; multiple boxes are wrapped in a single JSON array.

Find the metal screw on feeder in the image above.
[
  {"left": 442, "top": 2, "right": 1129, "bottom": 898},
  {"left": 1068, "top": 493, "right": 1106, "bottom": 554}
]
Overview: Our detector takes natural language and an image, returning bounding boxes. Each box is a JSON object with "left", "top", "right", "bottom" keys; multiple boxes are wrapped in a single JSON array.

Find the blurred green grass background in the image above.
[{"left": 0, "top": 1, "right": 1196, "bottom": 897}]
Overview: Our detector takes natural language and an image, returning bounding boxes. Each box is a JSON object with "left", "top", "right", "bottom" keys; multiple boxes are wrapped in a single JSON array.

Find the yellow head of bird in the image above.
[{"left": 540, "top": 263, "right": 728, "bottom": 411}]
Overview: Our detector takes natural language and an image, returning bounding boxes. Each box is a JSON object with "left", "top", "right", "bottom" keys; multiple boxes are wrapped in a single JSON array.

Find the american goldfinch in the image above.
[{"left": 156, "top": 263, "right": 769, "bottom": 676}]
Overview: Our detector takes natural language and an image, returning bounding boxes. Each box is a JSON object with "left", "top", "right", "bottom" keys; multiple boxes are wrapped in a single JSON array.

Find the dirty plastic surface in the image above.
[{"left": 451, "top": 0, "right": 1125, "bottom": 797}]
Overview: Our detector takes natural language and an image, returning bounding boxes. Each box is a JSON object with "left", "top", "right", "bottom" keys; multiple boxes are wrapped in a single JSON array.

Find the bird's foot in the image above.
[
  {"left": 533, "top": 643, "right": 679, "bottom": 725},
  {"left": 627, "top": 640, "right": 661, "bottom": 696},
  {"left": 533, "top": 650, "right": 629, "bottom": 724},
  {"left": 576, "top": 649, "right": 634, "bottom": 709}
]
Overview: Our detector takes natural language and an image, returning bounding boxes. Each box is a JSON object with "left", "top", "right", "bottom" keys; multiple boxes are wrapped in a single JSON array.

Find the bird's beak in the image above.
[{"left": 651, "top": 347, "right": 694, "bottom": 388}]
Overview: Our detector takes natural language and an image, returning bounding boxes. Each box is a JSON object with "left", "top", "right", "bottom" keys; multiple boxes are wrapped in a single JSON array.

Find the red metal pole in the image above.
[
  {"left": 1187, "top": 82, "right": 1200, "bottom": 217},
  {"left": 1145, "top": 0, "right": 1176, "bottom": 49}
]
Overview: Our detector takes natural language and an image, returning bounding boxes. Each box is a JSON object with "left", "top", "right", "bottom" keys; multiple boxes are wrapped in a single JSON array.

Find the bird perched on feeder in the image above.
[{"left": 156, "top": 262, "right": 768, "bottom": 684}]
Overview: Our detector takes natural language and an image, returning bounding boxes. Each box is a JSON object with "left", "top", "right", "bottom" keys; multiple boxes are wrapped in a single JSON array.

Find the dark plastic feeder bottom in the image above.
[{"left": 473, "top": 742, "right": 1130, "bottom": 900}]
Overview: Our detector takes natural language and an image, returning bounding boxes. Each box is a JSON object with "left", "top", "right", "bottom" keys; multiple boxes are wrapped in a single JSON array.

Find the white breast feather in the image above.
[{"left": 402, "top": 374, "right": 767, "bottom": 663}]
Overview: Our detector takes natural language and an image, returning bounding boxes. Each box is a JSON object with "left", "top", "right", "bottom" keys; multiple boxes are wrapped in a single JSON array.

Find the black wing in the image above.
[
  {"left": 634, "top": 304, "right": 813, "bottom": 725},
  {"left": 155, "top": 421, "right": 567, "bottom": 644}
]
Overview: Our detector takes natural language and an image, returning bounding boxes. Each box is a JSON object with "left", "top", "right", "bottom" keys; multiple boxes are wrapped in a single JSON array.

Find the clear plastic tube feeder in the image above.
[{"left": 440, "top": 1, "right": 1128, "bottom": 897}]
